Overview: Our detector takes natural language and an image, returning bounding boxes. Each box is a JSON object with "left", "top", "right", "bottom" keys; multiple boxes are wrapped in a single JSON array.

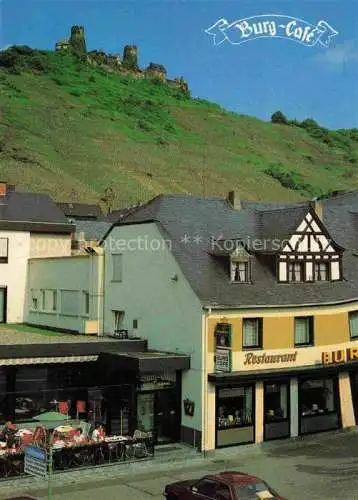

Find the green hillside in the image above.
[{"left": 1, "top": 45, "right": 358, "bottom": 209}]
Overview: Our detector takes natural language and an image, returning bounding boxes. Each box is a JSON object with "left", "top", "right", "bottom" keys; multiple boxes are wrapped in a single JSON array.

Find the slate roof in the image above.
[
  {"left": 104, "top": 192, "right": 358, "bottom": 309},
  {"left": 0, "top": 191, "right": 74, "bottom": 233},
  {"left": 74, "top": 220, "right": 112, "bottom": 241},
  {"left": 57, "top": 202, "right": 103, "bottom": 220}
]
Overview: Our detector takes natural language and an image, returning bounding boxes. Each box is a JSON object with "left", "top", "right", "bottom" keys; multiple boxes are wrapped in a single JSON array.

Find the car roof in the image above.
[{"left": 207, "top": 471, "right": 263, "bottom": 485}]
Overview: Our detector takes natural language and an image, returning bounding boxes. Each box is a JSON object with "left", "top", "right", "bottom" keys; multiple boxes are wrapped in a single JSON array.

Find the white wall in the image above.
[
  {"left": 103, "top": 223, "right": 203, "bottom": 432},
  {"left": 30, "top": 234, "right": 72, "bottom": 258},
  {"left": 26, "top": 253, "right": 103, "bottom": 333},
  {"left": 0, "top": 231, "right": 31, "bottom": 323}
]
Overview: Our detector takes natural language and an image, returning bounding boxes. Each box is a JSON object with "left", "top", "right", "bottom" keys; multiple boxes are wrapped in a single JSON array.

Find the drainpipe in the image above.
[{"left": 202, "top": 306, "right": 211, "bottom": 458}]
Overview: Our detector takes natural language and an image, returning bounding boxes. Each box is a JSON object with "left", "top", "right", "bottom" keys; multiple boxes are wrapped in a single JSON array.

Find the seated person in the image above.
[{"left": 92, "top": 424, "right": 105, "bottom": 442}]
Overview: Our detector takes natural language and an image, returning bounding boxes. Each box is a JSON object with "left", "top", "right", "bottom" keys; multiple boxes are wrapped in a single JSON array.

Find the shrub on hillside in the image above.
[
  {"left": 271, "top": 111, "right": 288, "bottom": 125},
  {"left": 264, "top": 164, "right": 312, "bottom": 193}
]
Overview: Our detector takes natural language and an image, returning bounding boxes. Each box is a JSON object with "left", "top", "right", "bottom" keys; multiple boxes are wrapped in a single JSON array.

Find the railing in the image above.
[{"left": 0, "top": 436, "right": 155, "bottom": 480}]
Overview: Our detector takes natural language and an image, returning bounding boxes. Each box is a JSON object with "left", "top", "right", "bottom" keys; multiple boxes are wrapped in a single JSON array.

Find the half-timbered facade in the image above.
[{"left": 278, "top": 209, "right": 343, "bottom": 283}]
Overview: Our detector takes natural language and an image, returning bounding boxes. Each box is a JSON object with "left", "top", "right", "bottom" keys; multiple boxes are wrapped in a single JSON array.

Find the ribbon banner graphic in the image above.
[{"left": 205, "top": 15, "right": 338, "bottom": 48}]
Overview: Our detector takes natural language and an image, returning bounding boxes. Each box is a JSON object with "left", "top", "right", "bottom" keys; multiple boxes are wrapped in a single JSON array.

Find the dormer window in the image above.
[
  {"left": 314, "top": 261, "right": 329, "bottom": 281},
  {"left": 288, "top": 262, "right": 303, "bottom": 282},
  {"left": 231, "top": 261, "right": 249, "bottom": 282}
]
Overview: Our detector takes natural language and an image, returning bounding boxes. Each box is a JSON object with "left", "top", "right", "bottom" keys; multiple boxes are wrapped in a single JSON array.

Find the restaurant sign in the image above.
[
  {"left": 322, "top": 347, "right": 358, "bottom": 365},
  {"left": 244, "top": 351, "right": 298, "bottom": 366}
]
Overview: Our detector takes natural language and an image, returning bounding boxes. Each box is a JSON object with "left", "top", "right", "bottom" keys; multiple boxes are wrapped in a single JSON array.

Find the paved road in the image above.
[{"left": 4, "top": 429, "right": 358, "bottom": 499}]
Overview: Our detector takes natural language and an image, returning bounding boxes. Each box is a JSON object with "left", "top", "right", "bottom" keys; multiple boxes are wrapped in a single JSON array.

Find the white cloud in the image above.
[{"left": 316, "top": 40, "right": 358, "bottom": 65}]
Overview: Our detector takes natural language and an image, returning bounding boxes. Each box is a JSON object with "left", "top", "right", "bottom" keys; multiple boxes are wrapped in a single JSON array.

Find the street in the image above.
[{"left": 4, "top": 429, "right": 358, "bottom": 499}]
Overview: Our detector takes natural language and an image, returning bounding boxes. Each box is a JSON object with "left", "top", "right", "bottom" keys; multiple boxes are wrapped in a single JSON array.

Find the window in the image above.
[
  {"left": 60, "top": 290, "right": 79, "bottom": 316},
  {"left": 294, "top": 317, "right": 314, "bottom": 346},
  {"left": 288, "top": 262, "right": 303, "bottom": 282},
  {"left": 83, "top": 291, "right": 90, "bottom": 315},
  {"left": 133, "top": 319, "right": 138, "bottom": 329},
  {"left": 235, "top": 482, "right": 278, "bottom": 499},
  {"left": 52, "top": 290, "right": 57, "bottom": 311},
  {"left": 30, "top": 290, "right": 38, "bottom": 310},
  {"left": 231, "top": 261, "right": 249, "bottom": 282},
  {"left": 264, "top": 382, "right": 288, "bottom": 422},
  {"left": 300, "top": 378, "right": 336, "bottom": 416},
  {"left": 112, "top": 254, "right": 123, "bottom": 282},
  {"left": 215, "top": 323, "right": 232, "bottom": 372},
  {"left": 217, "top": 386, "right": 253, "bottom": 429},
  {"left": 0, "top": 238, "right": 8, "bottom": 263},
  {"left": 195, "top": 479, "right": 219, "bottom": 497},
  {"left": 349, "top": 311, "right": 358, "bottom": 339},
  {"left": 41, "top": 290, "right": 46, "bottom": 310},
  {"left": 243, "top": 318, "right": 262, "bottom": 349},
  {"left": 314, "top": 261, "right": 329, "bottom": 281}
]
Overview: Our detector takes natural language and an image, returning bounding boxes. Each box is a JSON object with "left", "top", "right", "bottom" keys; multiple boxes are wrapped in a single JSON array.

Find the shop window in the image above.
[
  {"left": 300, "top": 378, "right": 336, "bottom": 417},
  {"left": 349, "top": 311, "right": 358, "bottom": 339},
  {"left": 264, "top": 382, "right": 288, "bottom": 422},
  {"left": 217, "top": 386, "right": 253, "bottom": 429},
  {"left": 294, "top": 316, "right": 314, "bottom": 346},
  {"left": 243, "top": 318, "right": 262, "bottom": 349}
]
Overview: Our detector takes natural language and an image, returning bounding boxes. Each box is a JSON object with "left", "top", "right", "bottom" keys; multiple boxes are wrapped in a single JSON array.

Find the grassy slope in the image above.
[{"left": 1, "top": 50, "right": 358, "bottom": 208}]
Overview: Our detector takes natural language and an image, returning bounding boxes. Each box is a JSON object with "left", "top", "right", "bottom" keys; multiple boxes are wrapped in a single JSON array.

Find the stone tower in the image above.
[
  {"left": 70, "top": 25, "right": 87, "bottom": 55},
  {"left": 122, "top": 45, "right": 138, "bottom": 70}
]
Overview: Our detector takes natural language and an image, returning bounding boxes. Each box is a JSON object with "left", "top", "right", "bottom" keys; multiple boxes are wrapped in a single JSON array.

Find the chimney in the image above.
[
  {"left": 227, "top": 191, "right": 242, "bottom": 210},
  {"left": 0, "top": 181, "right": 7, "bottom": 197},
  {"left": 312, "top": 198, "right": 323, "bottom": 221}
]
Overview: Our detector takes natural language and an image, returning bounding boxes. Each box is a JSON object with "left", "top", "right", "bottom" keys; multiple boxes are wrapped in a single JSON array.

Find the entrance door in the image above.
[
  {"left": 0, "top": 288, "right": 6, "bottom": 323},
  {"left": 155, "top": 390, "right": 180, "bottom": 444},
  {"left": 137, "top": 393, "right": 155, "bottom": 433}
]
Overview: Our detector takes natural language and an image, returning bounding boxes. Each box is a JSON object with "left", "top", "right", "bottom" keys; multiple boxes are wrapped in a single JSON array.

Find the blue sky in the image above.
[{"left": 2, "top": 0, "right": 358, "bottom": 129}]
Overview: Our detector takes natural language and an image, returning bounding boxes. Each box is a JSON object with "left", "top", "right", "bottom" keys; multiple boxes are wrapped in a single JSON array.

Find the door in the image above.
[
  {"left": 155, "top": 390, "right": 180, "bottom": 444},
  {"left": 0, "top": 288, "right": 6, "bottom": 323}
]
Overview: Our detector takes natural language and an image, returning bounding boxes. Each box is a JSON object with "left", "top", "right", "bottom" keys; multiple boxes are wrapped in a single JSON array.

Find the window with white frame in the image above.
[
  {"left": 288, "top": 262, "right": 303, "bottom": 282},
  {"left": 314, "top": 261, "right": 329, "bottom": 281},
  {"left": 113, "top": 310, "right": 125, "bottom": 332},
  {"left": 349, "top": 311, "right": 358, "bottom": 339},
  {"left": 0, "top": 238, "right": 8, "bottom": 263},
  {"left": 30, "top": 290, "right": 38, "bottom": 310},
  {"left": 52, "top": 290, "right": 57, "bottom": 311},
  {"left": 41, "top": 290, "right": 46, "bottom": 310},
  {"left": 243, "top": 318, "right": 262, "bottom": 349},
  {"left": 230, "top": 261, "right": 249, "bottom": 282},
  {"left": 294, "top": 317, "right": 314, "bottom": 346},
  {"left": 112, "top": 254, "right": 123, "bottom": 282}
]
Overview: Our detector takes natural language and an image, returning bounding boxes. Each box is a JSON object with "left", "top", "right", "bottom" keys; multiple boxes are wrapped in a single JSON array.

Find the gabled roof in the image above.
[
  {"left": 0, "top": 192, "right": 74, "bottom": 233},
  {"left": 74, "top": 220, "right": 112, "bottom": 241},
  {"left": 103, "top": 192, "right": 358, "bottom": 308},
  {"left": 57, "top": 202, "right": 103, "bottom": 220}
]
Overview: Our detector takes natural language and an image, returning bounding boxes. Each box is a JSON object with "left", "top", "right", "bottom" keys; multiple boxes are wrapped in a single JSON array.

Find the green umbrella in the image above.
[{"left": 33, "top": 411, "right": 68, "bottom": 422}]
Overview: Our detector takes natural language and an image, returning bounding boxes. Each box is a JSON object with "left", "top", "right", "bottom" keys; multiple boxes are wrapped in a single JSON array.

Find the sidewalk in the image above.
[{"left": 2, "top": 428, "right": 357, "bottom": 499}]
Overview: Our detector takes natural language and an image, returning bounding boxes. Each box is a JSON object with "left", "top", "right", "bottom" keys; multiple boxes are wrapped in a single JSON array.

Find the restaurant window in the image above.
[
  {"left": 294, "top": 316, "right": 314, "bottom": 346},
  {"left": 349, "top": 311, "right": 358, "bottom": 339},
  {"left": 217, "top": 386, "right": 253, "bottom": 429},
  {"left": 314, "top": 261, "right": 329, "bottom": 281},
  {"left": 264, "top": 382, "right": 288, "bottom": 422},
  {"left": 288, "top": 262, "right": 303, "bottom": 282},
  {"left": 300, "top": 378, "right": 336, "bottom": 417},
  {"left": 243, "top": 318, "right": 262, "bottom": 349},
  {"left": 112, "top": 253, "right": 123, "bottom": 282}
]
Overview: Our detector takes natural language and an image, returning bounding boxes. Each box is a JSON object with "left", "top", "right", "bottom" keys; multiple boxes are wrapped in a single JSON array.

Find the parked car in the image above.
[{"left": 163, "top": 471, "right": 286, "bottom": 499}]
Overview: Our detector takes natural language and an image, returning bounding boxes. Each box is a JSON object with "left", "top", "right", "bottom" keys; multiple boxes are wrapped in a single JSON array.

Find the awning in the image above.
[
  {"left": 98, "top": 351, "right": 190, "bottom": 373},
  {"left": 0, "top": 355, "right": 98, "bottom": 366}
]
